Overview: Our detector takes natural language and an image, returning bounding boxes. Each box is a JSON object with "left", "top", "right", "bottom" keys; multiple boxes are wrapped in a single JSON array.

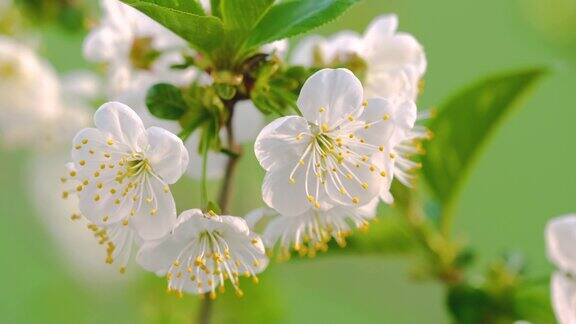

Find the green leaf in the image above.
[
  {"left": 123, "top": 0, "right": 206, "bottom": 15},
  {"left": 221, "top": 0, "right": 273, "bottom": 32},
  {"left": 243, "top": 0, "right": 359, "bottom": 51},
  {"left": 121, "top": 0, "right": 224, "bottom": 54},
  {"left": 146, "top": 83, "right": 188, "bottom": 120},
  {"left": 421, "top": 68, "right": 547, "bottom": 215}
]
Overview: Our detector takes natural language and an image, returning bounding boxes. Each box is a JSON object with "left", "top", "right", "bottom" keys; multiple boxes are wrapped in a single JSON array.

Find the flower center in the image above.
[
  {"left": 129, "top": 37, "right": 161, "bottom": 71},
  {"left": 116, "top": 152, "right": 151, "bottom": 182},
  {"left": 0, "top": 60, "right": 18, "bottom": 78}
]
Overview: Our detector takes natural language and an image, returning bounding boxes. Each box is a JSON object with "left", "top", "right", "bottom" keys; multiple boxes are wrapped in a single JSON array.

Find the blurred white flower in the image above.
[
  {"left": 291, "top": 14, "right": 426, "bottom": 100},
  {"left": 0, "top": 0, "right": 11, "bottom": 14},
  {"left": 28, "top": 154, "right": 132, "bottom": 284},
  {"left": 255, "top": 68, "right": 393, "bottom": 216},
  {"left": 246, "top": 198, "right": 378, "bottom": 258},
  {"left": 137, "top": 209, "right": 268, "bottom": 298},
  {"left": 0, "top": 36, "right": 61, "bottom": 147},
  {"left": 83, "top": 0, "right": 194, "bottom": 97},
  {"left": 69, "top": 102, "right": 188, "bottom": 240},
  {"left": 545, "top": 214, "right": 576, "bottom": 324}
]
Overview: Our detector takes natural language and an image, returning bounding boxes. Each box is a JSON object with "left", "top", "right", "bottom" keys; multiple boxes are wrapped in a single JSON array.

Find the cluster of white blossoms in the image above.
[
  {"left": 252, "top": 68, "right": 420, "bottom": 256},
  {"left": 292, "top": 14, "right": 430, "bottom": 191},
  {"left": 64, "top": 102, "right": 267, "bottom": 297},
  {"left": 546, "top": 214, "right": 576, "bottom": 324},
  {"left": 247, "top": 15, "right": 428, "bottom": 256}
]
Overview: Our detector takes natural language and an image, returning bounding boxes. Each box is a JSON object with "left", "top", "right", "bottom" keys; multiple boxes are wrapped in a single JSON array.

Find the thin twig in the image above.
[{"left": 196, "top": 100, "right": 242, "bottom": 324}]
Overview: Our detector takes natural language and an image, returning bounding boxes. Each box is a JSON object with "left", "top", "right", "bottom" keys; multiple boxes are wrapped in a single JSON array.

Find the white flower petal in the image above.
[
  {"left": 262, "top": 164, "right": 312, "bottom": 216},
  {"left": 363, "top": 14, "right": 399, "bottom": 45},
  {"left": 546, "top": 215, "right": 576, "bottom": 275},
  {"left": 551, "top": 272, "right": 576, "bottom": 324},
  {"left": 254, "top": 115, "right": 310, "bottom": 172},
  {"left": 146, "top": 126, "right": 189, "bottom": 184},
  {"left": 129, "top": 174, "right": 177, "bottom": 240},
  {"left": 297, "top": 68, "right": 363, "bottom": 126},
  {"left": 93, "top": 102, "right": 147, "bottom": 150}
]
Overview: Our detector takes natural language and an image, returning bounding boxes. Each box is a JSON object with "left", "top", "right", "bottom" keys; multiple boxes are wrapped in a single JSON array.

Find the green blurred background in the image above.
[{"left": 1, "top": 0, "right": 575, "bottom": 322}]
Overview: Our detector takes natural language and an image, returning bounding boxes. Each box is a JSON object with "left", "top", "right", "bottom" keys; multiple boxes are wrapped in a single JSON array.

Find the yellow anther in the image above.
[
  {"left": 100, "top": 164, "right": 106, "bottom": 170},
  {"left": 107, "top": 139, "right": 114, "bottom": 146},
  {"left": 163, "top": 185, "right": 169, "bottom": 193},
  {"left": 79, "top": 160, "right": 86, "bottom": 166},
  {"left": 383, "top": 114, "right": 390, "bottom": 121},
  {"left": 114, "top": 199, "right": 120, "bottom": 205},
  {"left": 94, "top": 194, "right": 100, "bottom": 202},
  {"left": 320, "top": 123, "right": 330, "bottom": 132},
  {"left": 289, "top": 177, "right": 296, "bottom": 184},
  {"left": 110, "top": 188, "right": 116, "bottom": 194},
  {"left": 150, "top": 209, "right": 157, "bottom": 216},
  {"left": 97, "top": 183, "right": 103, "bottom": 189},
  {"left": 89, "top": 149, "right": 95, "bottom": 155},
  {"left": 93, "top": 171, "right": 100, "bottom": 178},
  {"left": 298, "top": 159, "right": 305, "bottom": 166},
  {"left": 104, "top": 153, "right": 111, "bottom": 158},
  {"left": 70, "top": 213, "right": 81, "bottom": 221},
  {"left": 74, "top": 144, "right": 82, "bottom": 150},
  {"left": 389, "top": 153, "right": 396, "bottom": 159},
  {"left": 347, "top": 115, "right": 354, "bottom": 122},
  {"left": 369, "top": 166, "right": 375, "bottom": 172},
  {"left": 361, "top": 182, "right": 369, "bottom": 190},
  {"left": 379, "top": 146, "right": 384, "bottom": 152},
  {"left": 362, "top": 100, "right": 368, "bottom": 107},
  {"left": 81, "top": 139, "right": 88, "bottom": 145},
  {"left": 69, "top": 171, "right": 77, "bottom": 177},
  {"left": 307, "top": 195, "right": 315, "bottom": 203},
  {"left": 119, "top": 267, "right": 126, "bottom": 274},
  {"left": 103, "top": 216, "right": 110, "bottom": 222},
  {"left": 380, "top": 171, "right": 387, "bottom": 177},
  {"left": 352, "top": 197, "right": 360, "bottom": 204},
  {"left": 122, "top": 219, "right": 129, "bottom": 226},
  {"left": 319, "top": 107, "right": 326, "bottom": 113}
]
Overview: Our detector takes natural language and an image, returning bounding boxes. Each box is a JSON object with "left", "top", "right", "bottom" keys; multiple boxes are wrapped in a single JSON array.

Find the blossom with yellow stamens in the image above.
[
  {"left": 255, "top": 68, "right": 394, "bottom": 216},
  {"left": 246, "top": 199, "right": 378, "bottom": 259},
  {"left": 137, "top": 209, "right": 268, "bottom": 298},
  {"left": 69, "top": 101, "right": 188, "bottom": 240}
]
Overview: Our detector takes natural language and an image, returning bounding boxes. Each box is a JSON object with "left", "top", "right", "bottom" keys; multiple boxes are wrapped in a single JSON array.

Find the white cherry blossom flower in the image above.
[
  {"left": 255, "top": 68, "right": 394, "bottom": 216},
  {"left": 137, "top": 209, "right": 268, "bottom": 298},
  {"left": 83, "top": 0, "right": 194, "bottom": 97},
  {"left": 70, "top": 102, "right": 188, "bottom": 240},
  {"left": 545, "top": 214, "right": 576, "bottom": 324},
  {"left": 246, "top": 198, "right": 378, "bottom": 258},
  {"left": 291, "top": 14, "right": 426, "bottom": 100}
]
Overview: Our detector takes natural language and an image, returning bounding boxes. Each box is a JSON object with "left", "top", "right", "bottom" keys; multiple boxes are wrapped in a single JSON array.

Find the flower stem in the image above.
[{"left": 196, "top": 100, "right": 242, "bottom": 324}]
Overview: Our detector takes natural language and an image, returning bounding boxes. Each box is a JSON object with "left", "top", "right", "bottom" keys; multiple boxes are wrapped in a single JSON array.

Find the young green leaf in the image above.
[
  {"left": 146, "top": 83, "right": 188, "bottom": 120},
  {"left": 421, "top": 68, "right": 547, "bottom": 225},
  {"left": 243, "top": 0, "right": 359, "bottom": 51},
  {"left": 121, "top": 0, "right": 224, "bottom": 54}
]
